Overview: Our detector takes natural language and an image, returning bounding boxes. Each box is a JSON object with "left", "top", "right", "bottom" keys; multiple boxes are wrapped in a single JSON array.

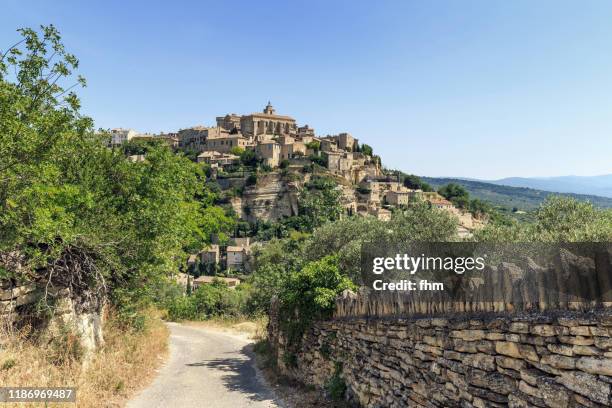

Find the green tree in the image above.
[
  {"left": 0, "top": 27, "right": 234, "bottom": 327},
  {"left": 402, "top": 174, "right": 434, "bottom": 192},
  {"left": 361, "top": 144, "right": 373, "bottom": 156},
  {"left": 474, "top": 196, "right": 612, "bottom": 242},
  {"left": 230, "top": 146, "right": 244, "bottom": 156},
  {"left": 438, "top": 183, "right": 470, "bottom": 209}
]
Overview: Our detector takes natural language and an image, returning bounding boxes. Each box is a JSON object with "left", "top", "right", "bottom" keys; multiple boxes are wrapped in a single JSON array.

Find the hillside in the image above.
[
  {"left": 485, "top": 174, "right": 612, "bottom": 198},
  {"left": 422, "top": 177, "right": 612, "bottom": 211}
]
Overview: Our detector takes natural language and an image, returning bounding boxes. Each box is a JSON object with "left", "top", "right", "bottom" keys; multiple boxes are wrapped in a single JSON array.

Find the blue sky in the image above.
[{"left": 3, "top": 0, "right": 612, "bottom": 179}]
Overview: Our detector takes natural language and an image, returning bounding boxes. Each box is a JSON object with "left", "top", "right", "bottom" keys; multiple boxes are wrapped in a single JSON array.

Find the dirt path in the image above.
[{"left": 127, "top": 322, "right": 283, "bottom": 408}]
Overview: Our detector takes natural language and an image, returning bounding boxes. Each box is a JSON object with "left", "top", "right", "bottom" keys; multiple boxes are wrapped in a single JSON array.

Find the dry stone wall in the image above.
[
  {"left": 0, "top": 281, "right": 104, "bottom": 354},
  {"left": 270, "top": 304, "right": 612, "bottom": 407}
]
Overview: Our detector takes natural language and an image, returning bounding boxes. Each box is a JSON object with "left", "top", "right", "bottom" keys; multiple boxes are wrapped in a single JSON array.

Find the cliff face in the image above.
[{"left": 237, "top": 172, "right": 302, "bottom": 223}]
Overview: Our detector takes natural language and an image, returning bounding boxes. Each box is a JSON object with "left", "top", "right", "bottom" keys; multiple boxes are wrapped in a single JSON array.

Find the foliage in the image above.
[
  {"left": 402, "top": 174, "right": 434, "bottom": 192},
  {"left": 360, "top": 144, "right": 373, "bottom": 156},
  {"left": 0, "top": 26, "right": 234, "bottom": 328},
  {"left": 325, "top": 362, "right": 347, "bottom": 401},
  {"left": 278, "top": 255, "right": 355, "bottom": 347},
  {"left": 246, "top": 173, "right": 258, "bottom": 186},
  {"left": 296, "top": 176, "right": 343, "bottom": 232},
  {"left": 438, "top": 183, "right": 470, "bottom": 208},
  {"left": 239, "top": 148, "right": 259, "bottom": 167},
  {"left": 474, "top": 196, "right": 612, "bottom": 242},
  {"left": 166, "top": 280, "right": 252, "bottom": 320},
  {"left": 305, "top": 140, "right": 320, "bottom": 151},
  {"left": 308, "top": 155, "right": 326, "bottom": 166},
  {"left": 230, "top": 146, "right": 244, "bottom": 156}
]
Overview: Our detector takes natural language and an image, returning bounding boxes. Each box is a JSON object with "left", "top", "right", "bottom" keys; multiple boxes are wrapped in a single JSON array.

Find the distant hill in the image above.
[
  {"left": 482, "top": 174, "right": 612, "bottom": 198},
  {"left": 422, "top": 177, "right": 612, "bottom": 211}
]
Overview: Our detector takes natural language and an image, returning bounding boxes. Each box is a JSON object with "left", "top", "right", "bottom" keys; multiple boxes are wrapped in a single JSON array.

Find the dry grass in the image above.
[
  {"left": 0, "top": 309, "right": 169, "bottom": 408},
  {"left": 182, "top": 314, "right": 268, "bottom": 340}
]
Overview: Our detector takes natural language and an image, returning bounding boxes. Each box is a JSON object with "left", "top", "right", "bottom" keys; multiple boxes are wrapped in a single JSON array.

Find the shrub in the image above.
[
  {"left": 308, "top": 155, "right": 326, "bottom": 166},
  {"left": 279, "top": 255, "right": 355, "bottom": 347},
  {"left": 246, "top": 174, "right": 258, "bottom": 186},
  {"left": 325, "top": 362, "right": 347, "bottom": 401}
]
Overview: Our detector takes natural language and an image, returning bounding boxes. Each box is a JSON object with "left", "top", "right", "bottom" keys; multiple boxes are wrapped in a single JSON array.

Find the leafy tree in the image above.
[
  {"left": 297, "top": 176, "right": 343, "bottom": 231},
  {"left": 403, "top": 174, "right": 434, "bottom": 192},
  {"left": 0, "top": 26, "right": 234, "bottom": 327},
  {"left": 438, "top": 183, "right": 470, "bottom": 209},
  {"left": 230, "top": 146, "right": 244, "bottom": 156},
  {"left": 308, "top": 155, "right": 326, "bottom": 166},
  {"left": 305, "top": 141, "right": 320, "bottom": 151},
  {"left": 361, "top": 144, "right": 373, "bottom": 156},
  {"left": 240, "top": 149, "right": 259, "bottom": 167},
  {"left": 474, "top": 196, "right": 612, "bottom": 242},
  {"left": 279, "top": 255, "right": 355, "bottom": 346}
]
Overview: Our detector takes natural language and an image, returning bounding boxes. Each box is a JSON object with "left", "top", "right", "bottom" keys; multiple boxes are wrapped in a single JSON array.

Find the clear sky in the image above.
[{"left": 3, "top": 0, "right": 612, "bottom": 179}]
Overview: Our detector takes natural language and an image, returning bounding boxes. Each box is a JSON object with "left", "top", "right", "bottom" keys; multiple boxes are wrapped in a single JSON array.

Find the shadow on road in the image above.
[{"left": 186, "top": 344, "right": 274, "bottom": 403}]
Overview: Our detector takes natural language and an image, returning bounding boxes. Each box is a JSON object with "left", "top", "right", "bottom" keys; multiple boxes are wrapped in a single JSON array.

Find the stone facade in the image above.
[{"left": 217, "top": 102, "right": 298, "bottom": 138}]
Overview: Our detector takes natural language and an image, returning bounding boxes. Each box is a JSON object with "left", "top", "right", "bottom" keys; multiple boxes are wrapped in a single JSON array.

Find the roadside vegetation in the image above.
[
  {"left": 0, "top": 26, "right": 233, "bottom": 404},
  {"left": 0, "top": 310, "right": 169, "bottom": 407}
]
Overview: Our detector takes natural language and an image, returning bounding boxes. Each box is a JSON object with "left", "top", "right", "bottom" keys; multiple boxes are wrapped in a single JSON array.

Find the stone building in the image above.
[
  {"left": 215, "top": 113, "right": 241, "bottom": 132},
  {"left": 200, "top": 244, "right": 220, "bottom": 265},
  {"left": 256, "top": 142, "right": 281, "bottom": 167},
  {"left": 109, "top": 128, "right": 138, "bottom": 146},
  {"left": 297, "top": 125, "right": 315, "bottom": 138},
  {"left": 217, "top": 102, "right": 297, "bottom": 138},
  {"left": 203, "top": 135, "right": 251, "bottom": 154},
  {"left": 196, "top": 151, "right": 239, "bottom": 166},
  {"left": 226, "top": 246, "right": 246, "bottom": 271},
  {"left": 178, "top": 126, "right": 220, "bottom": 151},
  {"left": 385, "top": 190, "right": 411, "bottom": 206}
]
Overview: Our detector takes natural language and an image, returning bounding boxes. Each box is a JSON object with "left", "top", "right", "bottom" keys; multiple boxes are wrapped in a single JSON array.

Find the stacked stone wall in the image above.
[{"left": 271, "top": 307, "right": 612, "bottom": 407}]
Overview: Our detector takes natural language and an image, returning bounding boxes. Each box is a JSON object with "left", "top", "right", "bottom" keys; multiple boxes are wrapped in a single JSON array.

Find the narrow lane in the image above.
[{"left": 127, "top": 322, "right": 281, "bottom": 408}]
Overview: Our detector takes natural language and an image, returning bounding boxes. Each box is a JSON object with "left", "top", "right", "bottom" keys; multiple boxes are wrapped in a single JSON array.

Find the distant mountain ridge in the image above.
[
  {"left": 422, "top": 177, "right": 612, "bottom": 211},
  {"left": 481, "top": 174, "right": 612, "bottom": 198}
]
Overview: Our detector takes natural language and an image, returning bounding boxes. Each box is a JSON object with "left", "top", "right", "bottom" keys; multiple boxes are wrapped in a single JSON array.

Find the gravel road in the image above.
[{"left": 127, "top": 322, "right": 282, "bottom": 408}]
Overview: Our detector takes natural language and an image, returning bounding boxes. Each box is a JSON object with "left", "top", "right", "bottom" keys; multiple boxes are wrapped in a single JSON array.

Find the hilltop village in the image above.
[{"left": 107, "top": 103, "right": 481, "bottom": 276}]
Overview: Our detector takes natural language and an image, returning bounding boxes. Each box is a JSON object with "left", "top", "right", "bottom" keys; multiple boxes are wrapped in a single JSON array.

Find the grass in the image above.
[
  {"left": 0, "top": 308, "right": 169, "bottom": 408},
  {"left": 182, "top": 314, "right": 268, "bottom": 340}
]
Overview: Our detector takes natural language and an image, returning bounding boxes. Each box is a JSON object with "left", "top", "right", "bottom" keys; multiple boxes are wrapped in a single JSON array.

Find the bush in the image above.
[
  {"left": 325, "top": 362, "right": 347, "bottom": 401},
  {"left": 246, "top": 174, "right": 258, "bottom": 186},
  {"left": 308, "top": 155, "right": 326, "bottom": 166},
  {"left": 47, "top": 324, "right": 85, "bottom": 365},
  {"left": 279, "top": 255, "right": 355, "bottom": 347},
  {"left": 166, "top": 280, "right": 251, "bottom": 320}
]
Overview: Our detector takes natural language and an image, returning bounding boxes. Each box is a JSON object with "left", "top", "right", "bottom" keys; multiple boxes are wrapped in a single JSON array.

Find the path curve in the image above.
[{"left": 128, "top": 322, "right": 282, "bottom": 408}]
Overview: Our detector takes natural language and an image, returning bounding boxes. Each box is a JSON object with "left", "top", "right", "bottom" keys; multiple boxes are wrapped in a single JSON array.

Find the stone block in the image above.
[
  {"left": 537, "top": 377, "right": 571, "bottom": 408},
  {"left": 576, "top": 357, "right": 612, "bottom": 376},
  {"left": 547, "top": 343, "right": 574, "bottom": 356},
  {"left": 540, "top": 354, "right": 576, "bottom": 370},
  {"left": 557, "top": 371, "right": 610, "bottom": 405}
]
